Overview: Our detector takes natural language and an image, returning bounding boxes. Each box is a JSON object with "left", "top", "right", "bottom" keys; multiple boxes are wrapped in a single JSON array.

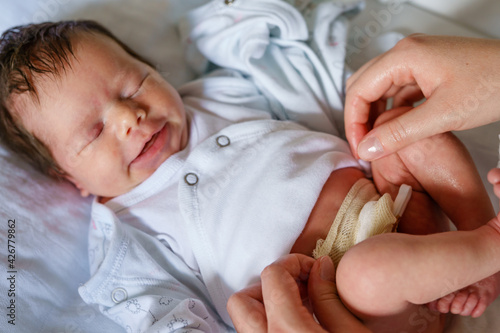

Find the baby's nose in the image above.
[{"left": 111, "top": 101, "right": 146, "bottom": 140}]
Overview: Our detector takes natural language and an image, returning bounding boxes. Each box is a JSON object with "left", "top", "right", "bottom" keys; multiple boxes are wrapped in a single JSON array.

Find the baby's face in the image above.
[{"left": 11, "top": 33, "right": 189, "bottom": 200}]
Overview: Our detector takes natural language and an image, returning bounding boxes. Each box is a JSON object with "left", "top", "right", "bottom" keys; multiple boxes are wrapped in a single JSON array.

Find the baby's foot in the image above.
[{"left": 427, "top": 271, "right": 500, "bottom": 318}]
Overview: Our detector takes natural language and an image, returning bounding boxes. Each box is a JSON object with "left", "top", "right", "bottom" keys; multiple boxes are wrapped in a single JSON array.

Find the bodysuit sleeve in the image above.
[{"left": 78, "top": 201, "right": 232, "bottom": 333}]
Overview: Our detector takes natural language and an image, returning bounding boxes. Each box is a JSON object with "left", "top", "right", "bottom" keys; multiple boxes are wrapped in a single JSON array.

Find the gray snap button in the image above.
[
  {"left": 224, "top": 0, "right": 235, "bottom": 5},
  {"left": 184, "top": 173, "right": 199, "bottom": 186},
  {"left": 216, "top": 135, "right": 230, "bottom": 147},
  {"left": 111, "top": 288, "right": 128, "bottom": 304}
]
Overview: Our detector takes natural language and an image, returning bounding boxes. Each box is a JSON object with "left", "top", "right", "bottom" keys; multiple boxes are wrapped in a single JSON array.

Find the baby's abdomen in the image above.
[{"left": 290, "top": 167, "right": 366, "bottom": 255}]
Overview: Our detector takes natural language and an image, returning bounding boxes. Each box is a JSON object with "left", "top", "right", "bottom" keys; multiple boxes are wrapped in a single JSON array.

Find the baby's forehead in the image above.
[
  {"left": 20, "top": 33, "right": 127, "bottom": 101},
  {"left": 7, "top": 91, "right": 35, "bottom": 122},
  {"left": 7, "top": 90, "right": 58, "bottom": 150},
  {"left": 74, "top": 32, "right": 134, "bottom": 61}
]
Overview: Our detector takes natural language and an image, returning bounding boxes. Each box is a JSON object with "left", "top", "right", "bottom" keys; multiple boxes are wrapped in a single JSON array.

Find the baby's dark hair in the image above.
[{"left": 0, "top": 20, "right": 153, "bottom": 178}]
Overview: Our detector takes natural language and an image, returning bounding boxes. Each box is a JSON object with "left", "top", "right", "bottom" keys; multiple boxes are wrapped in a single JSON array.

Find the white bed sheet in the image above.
[{"left": 0, "top": 1, "right": 499, "bottom": 332}]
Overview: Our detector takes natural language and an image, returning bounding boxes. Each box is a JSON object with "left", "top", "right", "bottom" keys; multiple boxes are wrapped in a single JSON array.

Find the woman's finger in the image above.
[
  {"left": 227, "top": 284, "right": 267, "bottom": 332},
  {"left": 309, "top": 256, "right": 372, "bottom": 333},
  {"left": 261, "top": 255, "right": 326, "bottom": 332}
]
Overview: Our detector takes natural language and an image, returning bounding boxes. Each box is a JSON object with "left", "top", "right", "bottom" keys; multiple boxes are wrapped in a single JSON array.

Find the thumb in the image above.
[
  {"left": 308, "top": 257, "right": 343, "bottom": 330},
  {"left": 357, "top": 101, "right": 446, "bottom": 161},
  {"left": 309, "top": 257, "right": 372, "bottom": 333},
  {"left": 227, "top": 285, "right": 267, "bottom": 332}
]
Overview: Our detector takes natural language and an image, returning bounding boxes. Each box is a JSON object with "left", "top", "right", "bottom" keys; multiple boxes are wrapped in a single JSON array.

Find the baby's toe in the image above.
[
  {"left": 487, "top": 168, "right": 500, "bottom": 185},
  {"left": 458, "top": 292, "right": 478, "bottom": 316},
  {"left": 436, "top": 293, "right": 456, "bottom": 313},
  {"left": 449, "top": 291, "right": 469, "bottom": 314},
  {"left": 471, "top": 299, "right": 488, "bottom": 318}
]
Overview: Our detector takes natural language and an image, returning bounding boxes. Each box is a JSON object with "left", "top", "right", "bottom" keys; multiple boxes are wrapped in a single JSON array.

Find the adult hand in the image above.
[
  {"left": 227, "top": 254, "right": 370, "bottom": 332},
  {"left": 345, "top": 34, "right": 500, "bottom": 161}
]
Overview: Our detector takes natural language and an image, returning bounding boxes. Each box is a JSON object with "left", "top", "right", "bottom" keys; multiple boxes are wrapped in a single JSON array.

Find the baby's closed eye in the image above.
[
  {"left": 90, "top": 122, "right": 104, "bottom": 140},
  {"left": 79, "top": 122, "right": 104, "bottom": 153},
  {"left": 123, "top": 73, "right": 149, "bottom": 100}
]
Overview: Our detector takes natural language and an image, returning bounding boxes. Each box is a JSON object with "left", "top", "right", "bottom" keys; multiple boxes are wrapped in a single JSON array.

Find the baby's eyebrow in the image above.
[
  {"left": 114, "top": 67, "right": 130, "bottom": 84},
  {"left": 113, "top": 63, "right": 142, "bottom": 86}
]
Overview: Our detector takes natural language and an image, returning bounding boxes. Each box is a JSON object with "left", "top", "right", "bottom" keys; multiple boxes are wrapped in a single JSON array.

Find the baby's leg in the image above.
[
  {"left": 336, "top": 215, "right": 500, "bottom": 333},
  {"left": 371, "top": 107, "right": 499, "bottom": 317},
  {"left": 425, "top": 167, "right": 500, "bottom": 317},
  {"left": 439, "top": 167, "right": 500, "bottom": 316}
]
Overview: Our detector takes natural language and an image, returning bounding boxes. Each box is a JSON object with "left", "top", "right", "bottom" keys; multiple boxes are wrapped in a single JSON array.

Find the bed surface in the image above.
[{"left": 0, "top": 1, "right": 499, "bottom": 332}]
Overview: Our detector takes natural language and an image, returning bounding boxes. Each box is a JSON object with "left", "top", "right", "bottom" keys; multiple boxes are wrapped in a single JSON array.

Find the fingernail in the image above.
[
  {"left": 358, "top": 136, "right": 384, "bottom": 161},
  {"left": 320, "top": 256, "right": 335, "bottom": 282}
]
